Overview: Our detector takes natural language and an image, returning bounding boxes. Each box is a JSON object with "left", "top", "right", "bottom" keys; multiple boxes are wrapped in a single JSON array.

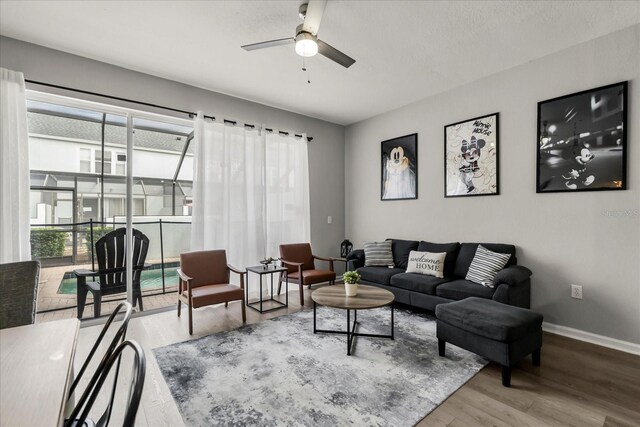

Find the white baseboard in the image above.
[{"left": 542, "top": 322, "right": 640, "bottom": 356}]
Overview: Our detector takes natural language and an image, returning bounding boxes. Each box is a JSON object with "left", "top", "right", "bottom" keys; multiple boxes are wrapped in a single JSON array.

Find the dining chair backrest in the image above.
[
  {"left": 0, "top": 260, "right": 40, "bottom": 329},
  {"left": 67, "top": 339, "right": 146, "bottom": 427},
  {"left": 95, "top": 228, "right": 149, "bottom": 295},
  {"left": 67, "top": 301, "right": 133, "bottom": 427}
]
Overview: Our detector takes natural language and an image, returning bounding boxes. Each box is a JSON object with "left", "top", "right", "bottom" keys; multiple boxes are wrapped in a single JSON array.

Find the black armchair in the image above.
[{"left": 75, "top": 228, "right": 149, "bottom": 318}]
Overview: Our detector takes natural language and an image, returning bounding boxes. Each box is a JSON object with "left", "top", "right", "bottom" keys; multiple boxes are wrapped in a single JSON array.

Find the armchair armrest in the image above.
[
  {"left": 492, "top": 265, "right": 532, "bottom": 287},
  {"left": 312, "top": 255, "right": 335, "bottom": 272},
  {"left": 280, "top": 259, "right": 304, "bottom": 268},
  {"left": 227, "top": 264, "right": 245, "bottom": 275},
  {"left": 227, "top": 264, "right": 245, "bottom": 289},
  {"left": 74, "top": 269, "right": 97, "bottom": 277},
  {"left": 176, "top": 268, "right": 192, "bottom": 283},
  {"left": 176, "top": 268, "right": 192, "bottom": 296}
]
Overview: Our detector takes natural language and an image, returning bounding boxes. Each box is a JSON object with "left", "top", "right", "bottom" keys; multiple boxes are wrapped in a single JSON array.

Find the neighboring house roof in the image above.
[{"left": 27, "top": 112, "right": 193, "bottom": 153}]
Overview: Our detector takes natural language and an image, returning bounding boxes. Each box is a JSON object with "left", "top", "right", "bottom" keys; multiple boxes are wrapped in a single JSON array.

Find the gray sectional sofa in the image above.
[{"left": 346, "top": 239, "right": 532, "bottom": 311}]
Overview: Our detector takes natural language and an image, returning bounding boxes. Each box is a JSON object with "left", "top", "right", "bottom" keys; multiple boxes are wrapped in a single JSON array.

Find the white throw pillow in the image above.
[
  {"left": 466, "top": 245, "right": 512, "bottom": 287},
  {"left": 405, "top": 251, "right": 446, "bottom": 278},
  {"left": 363, "top": 241, "right": 395, "bottom": 267}
]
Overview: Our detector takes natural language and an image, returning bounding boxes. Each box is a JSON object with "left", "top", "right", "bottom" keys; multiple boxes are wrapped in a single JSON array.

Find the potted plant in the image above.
[{"left": 342, "top": 271, "right": 361, "bottom": 297}]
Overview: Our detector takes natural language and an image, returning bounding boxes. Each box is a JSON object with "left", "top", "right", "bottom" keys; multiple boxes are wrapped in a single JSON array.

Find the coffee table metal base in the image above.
[{"left": 313, "top": 301, "right": 394, "bottom": 355}]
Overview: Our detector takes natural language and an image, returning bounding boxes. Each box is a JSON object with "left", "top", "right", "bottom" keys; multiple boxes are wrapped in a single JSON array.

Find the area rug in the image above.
[{"left": 154, "top": 307, "right": 487, "bottom": 426}]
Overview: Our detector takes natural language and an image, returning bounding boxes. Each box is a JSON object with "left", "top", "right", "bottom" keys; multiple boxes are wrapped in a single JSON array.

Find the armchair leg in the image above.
[
  {"left": 241, "top": 301, "right": 246, "bottom": 323},
  {"left": 177, "top": 297, "right": 181, "bottom": 317},
  {"left": 299, "top": 282, "right": 305, "bottom": 306},
  {"left": 277, "top": 281, "right": 282, "bottom": 296},
  {"left": 93, "top": 292, "right": 102, "bottom": 318},
  {"left": 137, "top": 294, "right": 144, "bottom": 312},
  {"left": 225, "top": 302, "right": 228, "bottom": 308},
  {"left": 76, "top": 280, "right": 88, "bottom": 319},
  {"left": 188, "top": 303, "right": 193, "bottom": 335}
]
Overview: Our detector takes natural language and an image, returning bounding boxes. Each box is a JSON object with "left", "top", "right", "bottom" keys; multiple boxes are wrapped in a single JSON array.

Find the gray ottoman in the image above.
[{"left": 436, "top": 297, "right": 543, "bottom": 387}]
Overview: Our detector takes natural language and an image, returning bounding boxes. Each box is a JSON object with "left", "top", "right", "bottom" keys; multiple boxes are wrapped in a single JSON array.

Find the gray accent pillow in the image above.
[
  {"left": 363, "top": 241, "right": 394, "bottom": 267},
  {"left": 466, "top": 245, "right": 511, "bottom": 287}
]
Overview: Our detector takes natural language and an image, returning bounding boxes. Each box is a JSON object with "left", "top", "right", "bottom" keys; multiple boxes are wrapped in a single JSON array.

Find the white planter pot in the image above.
[{"left": 345, "top": 282, "right": 359, "bottom": 297}]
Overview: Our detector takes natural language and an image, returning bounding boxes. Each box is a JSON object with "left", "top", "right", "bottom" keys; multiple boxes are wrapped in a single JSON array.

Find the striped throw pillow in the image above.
[
  {"left": 465, "top": 245, "right": 511, "bottom": 287},
  {"left": 363, "top": 241, "right": 394, "bottom": 267}
]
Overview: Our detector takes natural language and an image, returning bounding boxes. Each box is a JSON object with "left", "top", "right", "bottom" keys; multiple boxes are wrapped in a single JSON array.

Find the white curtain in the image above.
[
  {"left": 190, "top": 113, "right": 310, "bottom": 267},
  {"left": 264, "top": 132, "right": 310, "bottom": 257},
  {"left": 191, "top": 113, "right": 266, "bottom": 268},
  {"left": 0, "top": 68, "right": 31, "bottom": 263}
]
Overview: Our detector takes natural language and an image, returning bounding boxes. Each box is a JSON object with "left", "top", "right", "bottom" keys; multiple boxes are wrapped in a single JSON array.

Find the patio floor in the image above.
[{"left": 36, "top": 262, "right": 179, "bottom": 323}]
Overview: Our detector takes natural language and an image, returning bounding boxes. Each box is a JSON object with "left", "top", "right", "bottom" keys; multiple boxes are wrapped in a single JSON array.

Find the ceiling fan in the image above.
[{"left": 241, "top": 0, "right": 355, "bottom": 68}]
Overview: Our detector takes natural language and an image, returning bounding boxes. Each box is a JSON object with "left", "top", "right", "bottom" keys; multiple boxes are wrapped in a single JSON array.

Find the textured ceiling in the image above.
[{"left": 1, "top": 1, "right": 639, "bottom": 125}]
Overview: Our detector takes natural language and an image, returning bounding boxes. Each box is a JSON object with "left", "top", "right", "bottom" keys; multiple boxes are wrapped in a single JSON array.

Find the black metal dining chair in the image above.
[
  {"left": 66, "top": 339, "right": 146, "bottom": 427},
  {"left": 66, "top": 302, "right": 132, "bottom": 427},
  {"left": 75, "top": 228, "right": 149, "bottom": 319}
]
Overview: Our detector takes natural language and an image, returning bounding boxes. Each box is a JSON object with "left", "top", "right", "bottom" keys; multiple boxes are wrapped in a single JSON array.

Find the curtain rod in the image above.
[{"left": 25, "top": 79, "right": 313, "bottom": 142}]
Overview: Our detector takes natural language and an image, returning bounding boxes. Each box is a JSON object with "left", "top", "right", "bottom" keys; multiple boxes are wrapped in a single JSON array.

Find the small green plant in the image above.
[{"left": 343, "top": 271, "right": 361, "bottom": 285}]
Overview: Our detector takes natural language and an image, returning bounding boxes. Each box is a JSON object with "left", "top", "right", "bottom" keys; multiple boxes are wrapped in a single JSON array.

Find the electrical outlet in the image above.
[
  {"left": 570, "top": 284, "right": 583, "bottom": 299},
  {"left": 327, "top": 215, "right": 333, "bottom": 224}
]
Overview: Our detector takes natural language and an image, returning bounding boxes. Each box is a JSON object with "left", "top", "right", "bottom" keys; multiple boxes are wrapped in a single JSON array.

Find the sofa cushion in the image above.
[
  {"left": 357, "top": 266, "right": 405, "bottom": 285},
  {"left": 453, "top": 243, "right": 516, "bottom": 279},
  {"left": 417, "top": 241, "right": 460, "bottom": 277},
  {"left": 406, "top": 251, "right": 446, "bottom": 278},
  {"left": 466, "top": 245, "right": 512, "bottom": 286},
  {"left": 390, "top": 273, "right": 448, "bottom": 295},
  {"left": 435, "top": 297, "right": 543, "bottom": 342},
  {"left": 389, "top": 239, "right": 419, "bottom": 269},
  {"left": 363, "top": 241, "right": 394, "bottom": 267},
  {"left": 435, "top": 279, "right": 495, "bottom": 300}
]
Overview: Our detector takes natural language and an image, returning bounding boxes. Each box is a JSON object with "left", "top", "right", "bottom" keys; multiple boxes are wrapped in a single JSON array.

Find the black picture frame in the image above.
[
  {"left": 444, "top": 113, "right": 499, "bottom": 197},
  {"left": 536, "top": 81, "right": 628, "bottom": 193},
  {"left": 381, "top": 133, "right": 418, "bottom": 201}
]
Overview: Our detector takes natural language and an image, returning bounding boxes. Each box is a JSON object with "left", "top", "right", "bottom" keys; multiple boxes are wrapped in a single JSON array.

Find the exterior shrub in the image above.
[{"left": 30, "top": 228, "right": 67, "bottom": 258}]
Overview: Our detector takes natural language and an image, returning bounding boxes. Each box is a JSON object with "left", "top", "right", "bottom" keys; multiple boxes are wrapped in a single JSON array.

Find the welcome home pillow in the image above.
[
  {"left": 466, "top": 245, "right": 512, "bottom": 287},
  {"left": 363, "top": 241, "right": 394, "bottom": 267},
  {"left": 405, "top": 251, "right": 447, "bottom": 278}
]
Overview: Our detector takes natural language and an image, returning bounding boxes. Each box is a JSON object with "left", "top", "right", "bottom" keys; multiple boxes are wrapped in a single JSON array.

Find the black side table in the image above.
[{"left": 245, "top": 265, "right": 289, "bottom": 313}]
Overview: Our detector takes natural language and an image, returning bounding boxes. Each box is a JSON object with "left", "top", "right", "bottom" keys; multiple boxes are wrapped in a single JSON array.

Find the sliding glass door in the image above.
[{"left": 27, "top": 91, "right": 193, "bottom": 318}]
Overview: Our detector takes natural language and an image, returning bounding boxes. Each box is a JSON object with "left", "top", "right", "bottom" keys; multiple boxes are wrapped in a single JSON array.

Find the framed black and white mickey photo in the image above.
[
  {"left": 381, "top": 133, "right": 418, "bottom": 201},
  {"left": 536, "top": 81, "right": 627, "bottom": 193},
  {"left": 444, "top": 113, "right": 499, "bottom": 197}
]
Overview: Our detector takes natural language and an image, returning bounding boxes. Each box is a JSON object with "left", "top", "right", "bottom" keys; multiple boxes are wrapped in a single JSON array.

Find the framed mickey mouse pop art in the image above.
[
  {"left": 536, "top": 81, "right": 627, "bottom": 193},
  {"left": 381, "top": 133, "right": 418, "bottom": 200},
  {"left": 444, "top": 113, "right": 499, "bottom": 197}
]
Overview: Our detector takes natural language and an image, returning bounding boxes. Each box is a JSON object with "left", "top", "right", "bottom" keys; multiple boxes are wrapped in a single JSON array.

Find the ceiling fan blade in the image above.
[
  {"left": 241, "top": 37, "right": 294, "bottom": 51},
  {"left": 302, "top": 0, "right": 327, "bottom": 35},
  {"left": 317, "top": 39, "right": 356, "bottom": 68}
]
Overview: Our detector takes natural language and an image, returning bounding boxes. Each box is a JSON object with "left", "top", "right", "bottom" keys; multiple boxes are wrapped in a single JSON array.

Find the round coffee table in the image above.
[{"left": 311, "top": 284, "right": 395, "bottom": 355}]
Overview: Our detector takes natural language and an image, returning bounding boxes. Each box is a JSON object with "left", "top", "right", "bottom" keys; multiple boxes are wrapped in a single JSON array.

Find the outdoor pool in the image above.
[{"left": 58, "top": 265, "right": 179, "bottom": 294}]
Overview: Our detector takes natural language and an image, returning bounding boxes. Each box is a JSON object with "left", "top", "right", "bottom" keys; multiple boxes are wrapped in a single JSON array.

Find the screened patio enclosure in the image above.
[{"left": 27, "top": 93, "right": 195, "bottom": 317}]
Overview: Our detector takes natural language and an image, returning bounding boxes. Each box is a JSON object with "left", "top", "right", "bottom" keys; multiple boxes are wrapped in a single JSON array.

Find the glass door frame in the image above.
[{"left": 27, "top": 90, "right": 193, "bottom": 311}]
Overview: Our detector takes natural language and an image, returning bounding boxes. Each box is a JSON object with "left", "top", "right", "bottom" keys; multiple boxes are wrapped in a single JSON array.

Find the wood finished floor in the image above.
[{"left": 74, "top": 286, "right": 640, "bottom": 426}]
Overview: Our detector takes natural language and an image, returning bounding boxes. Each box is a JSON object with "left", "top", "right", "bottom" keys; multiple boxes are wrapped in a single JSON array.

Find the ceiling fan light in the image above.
[{"left": 295, "top": 32, "right": 318, "bottom": 57}]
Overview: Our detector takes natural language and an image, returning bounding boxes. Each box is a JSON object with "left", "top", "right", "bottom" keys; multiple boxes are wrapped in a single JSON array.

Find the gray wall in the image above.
[
  {"left": 0, "top": 36, "right": 346, "bottom": 260},
  {"left": 345, "top": 25, "right": 640, "bottom": 344}
]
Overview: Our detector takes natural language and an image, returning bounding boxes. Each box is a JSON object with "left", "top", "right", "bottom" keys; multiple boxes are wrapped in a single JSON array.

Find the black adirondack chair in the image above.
[{"left": 75, "top": 228, "right": 150, "bottom": 319}]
